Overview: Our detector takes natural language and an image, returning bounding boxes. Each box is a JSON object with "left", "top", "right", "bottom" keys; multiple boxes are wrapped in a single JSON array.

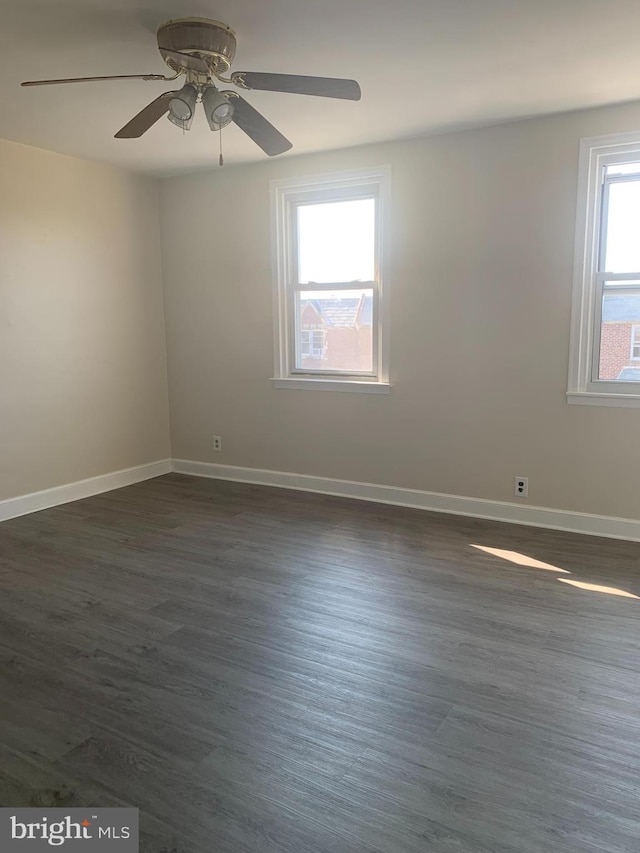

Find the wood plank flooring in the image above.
[{"left": 0, "top": 473, "right": 639, "bottom": 852}]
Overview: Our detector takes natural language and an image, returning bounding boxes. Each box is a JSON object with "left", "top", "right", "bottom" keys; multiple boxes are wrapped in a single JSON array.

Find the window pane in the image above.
[
  {"left": 295, "top": 288, "right": 374, "bottom": 372},
  {"left": 603, "top": 179, "right": 640, "bottom": 271},
  {"left": 598, "top": 291, "right": 640, "bottom": 380},
  {"left": 297, "top": 198, "right": 375, "bottom": 284},
  {"left": 605, "top": 162, "right": 640, "bottom": 177}
]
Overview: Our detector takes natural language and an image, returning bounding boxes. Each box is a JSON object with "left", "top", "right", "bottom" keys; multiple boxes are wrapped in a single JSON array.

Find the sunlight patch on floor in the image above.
[
  {"left": 470, "top": 545, "right": 570, "bottom": 573},
  {"left": 557, "top": 578, "right": 639, "bottom": 599}
]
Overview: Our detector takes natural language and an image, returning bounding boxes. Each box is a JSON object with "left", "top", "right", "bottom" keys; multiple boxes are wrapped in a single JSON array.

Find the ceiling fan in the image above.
[{"left": 21, "top": 17, "right": 362, "bottom": 159}]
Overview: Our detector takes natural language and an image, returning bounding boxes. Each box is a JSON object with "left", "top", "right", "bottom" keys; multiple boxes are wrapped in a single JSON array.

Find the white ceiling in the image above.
[{"left": 3, "top": 0, "right": 640, "bottom": 175}]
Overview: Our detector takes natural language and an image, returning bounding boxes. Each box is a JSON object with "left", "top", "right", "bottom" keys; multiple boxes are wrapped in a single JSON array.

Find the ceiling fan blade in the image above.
[
  {"left": 22, "top": 73, "right": 170, "bottom": 87},
  {"left": 158, "top": 48, "right": 209, "bottom": 75},
  {"left": 232, "top": 72, "right": 361, "bottom": 101},
  {"left": 230, "top": 95, "right": 292, "bottom": 156},
  {"left": 114, "top": 90, "right": 178, "bottom": 138}
]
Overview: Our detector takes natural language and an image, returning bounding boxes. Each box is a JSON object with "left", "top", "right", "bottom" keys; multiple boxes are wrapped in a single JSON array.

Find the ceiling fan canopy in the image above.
[
  {"left": 21, "top": 17, "right": 362, "bottom": 160},
  {"left": 157, "top": 18, "right": 238, "bottom": 76}
]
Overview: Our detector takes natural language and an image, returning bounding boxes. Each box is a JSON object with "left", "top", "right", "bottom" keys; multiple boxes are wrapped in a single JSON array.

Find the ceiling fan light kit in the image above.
[
  {"left": 202, "top": 85, "right": 235, "bottom": 131},
  {"left": 21, "top": 17, "right": 361, "bottom": 161},
  {"left": 167, "top": 83, "right": 197, "bottom": 130}
]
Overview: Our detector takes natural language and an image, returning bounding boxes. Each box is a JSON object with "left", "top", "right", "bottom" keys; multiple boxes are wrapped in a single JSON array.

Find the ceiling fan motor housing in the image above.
[{"left": 157, "top": 18, "right": 237, "bottom": 74}]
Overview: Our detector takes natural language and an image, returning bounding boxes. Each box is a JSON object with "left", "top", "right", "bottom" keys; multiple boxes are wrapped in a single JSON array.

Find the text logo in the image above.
[{"left": 0, "top": 809, "right": 138, "bottom": 851}]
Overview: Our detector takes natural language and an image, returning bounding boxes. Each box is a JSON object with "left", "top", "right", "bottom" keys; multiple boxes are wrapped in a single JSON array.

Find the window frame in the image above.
[
  {"left": 568, "top": 131, "right": 640, "bottom": 406},
  {"left": 270, "top": 167, "right": 391, "bottom": 393}
]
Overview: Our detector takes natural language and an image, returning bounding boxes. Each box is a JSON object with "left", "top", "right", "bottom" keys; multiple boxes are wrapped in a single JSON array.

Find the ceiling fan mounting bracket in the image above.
[
  {"left": 230, "top": 72, "right": 250, "bottom": 90},
  {"left": 157, "top": 18, "right": 237, "bottom": 76}
]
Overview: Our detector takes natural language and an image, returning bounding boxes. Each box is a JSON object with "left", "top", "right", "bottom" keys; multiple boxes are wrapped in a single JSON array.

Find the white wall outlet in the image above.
[
  {"left": 514, "top": 477, "right": 528, "bottom": 498},
  {"left": 213, "top": 436, "right": 222, "bottom": 452}
]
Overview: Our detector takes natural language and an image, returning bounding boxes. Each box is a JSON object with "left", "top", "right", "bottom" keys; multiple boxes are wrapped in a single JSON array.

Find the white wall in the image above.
[
  {"left": 160, "top": 100, "right": 640, "bottom": 520},
  {"left": 0, "top": 139, "right": 170, "bottom": 501}
]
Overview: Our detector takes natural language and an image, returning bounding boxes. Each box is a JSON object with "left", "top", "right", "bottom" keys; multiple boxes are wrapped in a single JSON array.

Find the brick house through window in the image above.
[
  {"left": 299, "top": 294, "right": 373, "bottom": 372},
  {"left": 599, "top": 294, "right": 640, "bottom": 379}
]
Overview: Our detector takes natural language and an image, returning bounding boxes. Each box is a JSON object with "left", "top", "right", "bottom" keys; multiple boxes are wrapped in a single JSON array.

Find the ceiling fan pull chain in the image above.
[{"left": 219, "top": 127, "right": 224, "bottom": 167}]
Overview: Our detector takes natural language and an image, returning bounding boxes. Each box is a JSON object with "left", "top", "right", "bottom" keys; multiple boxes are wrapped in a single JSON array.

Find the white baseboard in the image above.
[
  {"left": 0, "top": 459, "right": 172, "bottom": 524},
  {"left": 3, "top": 457, "right": 638, "bottom": 543},
  {"left": 172, "top": 459, "right": 640, "bottom": 542}
]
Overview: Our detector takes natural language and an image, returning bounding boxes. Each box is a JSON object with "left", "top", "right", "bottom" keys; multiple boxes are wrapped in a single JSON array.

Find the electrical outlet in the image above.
[
  {"left": 213, "top": 436, "right": 222, "bottom": 452},
  {"left": 514, "top": 476, "right": 528, "bottom": 498}
]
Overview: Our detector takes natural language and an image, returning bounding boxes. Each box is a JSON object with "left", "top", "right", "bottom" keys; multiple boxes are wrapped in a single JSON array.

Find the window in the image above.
[
  {"left": 631, "top": 326, "right": 640, "bottom": 361},
  {"left": 568, "top": 131, "right": 640, "bottom": 406},
  {"left": 301, "top": 329, "right": 325, "bottom": 359},
  {"left": 270, "top": 167, "right": 390, "bottom": 393}
]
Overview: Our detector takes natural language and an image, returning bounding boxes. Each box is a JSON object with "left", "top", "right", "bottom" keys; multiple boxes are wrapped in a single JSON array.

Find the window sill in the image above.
[
  {"left": 567, "top": 391, "right": 640, "bottom": 408},
  {"left": 271, "top": 378, "right": 391, "bottom": 394}
]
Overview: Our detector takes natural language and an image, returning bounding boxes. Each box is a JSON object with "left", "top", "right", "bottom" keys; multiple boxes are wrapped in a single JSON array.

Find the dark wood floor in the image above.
[{"left": 0, "top": 473, "right": 639, "bottom": 852}]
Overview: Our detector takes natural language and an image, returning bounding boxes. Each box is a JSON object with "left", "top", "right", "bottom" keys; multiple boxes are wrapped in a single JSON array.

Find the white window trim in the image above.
[
  {"left": 270, "top": 166, "right": 391, "bottom": 393},
  {"left": 568, "top": 130, "right": 640, "bottom": 407}
]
